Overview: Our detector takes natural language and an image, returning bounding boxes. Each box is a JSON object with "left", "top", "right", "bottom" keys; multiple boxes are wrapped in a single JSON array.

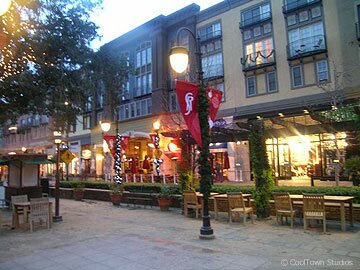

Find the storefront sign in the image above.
[{"left": 176, "top": 80, "right": 222, "bottom": 146}]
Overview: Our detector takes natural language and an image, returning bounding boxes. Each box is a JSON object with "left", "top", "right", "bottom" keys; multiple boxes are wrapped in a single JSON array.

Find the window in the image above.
[
  {"left": 33, "top": 115, "right": 40, "bottom": 126},
  {"left": 202, "top": 53, "right": 223, "bottom": 79},
  {"left": 135, "top": 42, "right": 151, "bottom": 68},
  {"left": 288, "top": 22, "right": 324, "bottom": 56},
  {"left": 299, "top": 11, "right": 309, "bottom": 22},
  {"left": 85, "top": 96, "right": 93, "bottom": 111},
  {"left": 316, "top": 60, "right": 328, "bottom": 82},
  {"left": 135, "top": 42, "right": 152, "bottom": 96},
  {"left": 83, "top": 115, "right": 91, "bottom": 129},
  {"left": 311, "top": 6, "right": 321, "bottom": 18},
  {"left": 245, "top": 37, "right": 273, "bottom": 66},
  {"left": 287, "top": 14, "right": 297, "bottom": 26},
  {"left": 199, "top": 22, "right": 221, "bottom": 41},
  {"left": 241, "top": 3, "right": 271, "bottom": 27},
  {"left": 244, "top": 30, "right": 252, "bottom": 40},
  {"left": 253, "top": 26, "right": 261, "bottom": 37},
  {"left": 119, "top": 98, "right": 152, "bottom": 120},
  {"left": 246, "top": 76, "right": 256, "bottom": 96},
  {"left": 267, "top": 72, "right": 277, "bottom": 92},
  {"left": 263, "top": 23, "right": 272, "bottom": 34},
  {"left": 169, "top": 92, "right": 179, "bottom": 112},
  {"left": 291, "top": 66, "right": 303, "bottom": 87}
]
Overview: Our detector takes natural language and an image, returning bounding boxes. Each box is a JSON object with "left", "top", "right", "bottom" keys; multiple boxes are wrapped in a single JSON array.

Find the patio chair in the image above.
[
  {"left": 273, "top": 192, "right": 297, "bottom": 228},
  {"left": 11, "top": 195, "right": 29, "bottom": 227},
  {"left": 29, "top": 200, "right": 50, "bottom": 232},
  {"left": 30, "top": 197, "right": 49, "bottom": 203},
  {"left": 303, "top": 194, "right": 326, "bottom": 233},
  {"left": 183, "top": 190, "right": 202, "bottom": 219},
  {"left": 227, "top": 192, "right": 254, "bottom": 224}
]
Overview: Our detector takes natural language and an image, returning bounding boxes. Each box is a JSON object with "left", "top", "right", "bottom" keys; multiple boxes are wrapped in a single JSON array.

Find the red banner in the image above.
[
  {"left": 176, "top": 80, "right": 222, "bottom": 146},
  {"left": 149, "top": 133, "right": 157, "bottom": 145},
  {"left": 103, "top": 135, "right": 130, "bottom": 158}
]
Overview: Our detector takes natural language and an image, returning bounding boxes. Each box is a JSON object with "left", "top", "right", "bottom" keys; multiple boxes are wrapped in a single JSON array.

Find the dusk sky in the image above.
[{"left": 92, "top": 0, "right": 223, "bottom": 49}]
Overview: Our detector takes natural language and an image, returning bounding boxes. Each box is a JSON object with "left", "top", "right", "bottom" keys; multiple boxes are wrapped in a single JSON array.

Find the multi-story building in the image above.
[{"left": 198, "top": 0, "right": 360, "bottom": 182}]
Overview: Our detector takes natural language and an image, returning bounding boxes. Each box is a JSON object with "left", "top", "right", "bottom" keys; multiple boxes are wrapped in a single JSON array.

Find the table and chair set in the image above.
[
  {"left": 183, "top": 190, "right": 355, "bottom": 232},
  {"left": 10, "top": 195, "right": 52, "bottom": 232}
]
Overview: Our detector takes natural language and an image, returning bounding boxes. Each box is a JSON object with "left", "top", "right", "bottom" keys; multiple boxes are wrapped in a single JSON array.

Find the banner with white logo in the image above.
[
  {"left": 176, "top": 80, "right": 222, "bottom": 146},
  {"left": 103, "top": 135, "right": 130, "bottom": 158}
]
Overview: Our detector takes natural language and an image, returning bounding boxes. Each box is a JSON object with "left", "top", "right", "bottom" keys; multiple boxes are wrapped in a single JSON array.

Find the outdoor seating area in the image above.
[{"left": 10, "top": 195, "right": 52, "bottom": 232}]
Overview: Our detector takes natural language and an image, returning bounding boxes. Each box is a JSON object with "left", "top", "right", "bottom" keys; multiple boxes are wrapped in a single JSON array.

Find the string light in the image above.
[{"left": 114, "top": 132, "right": 122, "bottom": 184}]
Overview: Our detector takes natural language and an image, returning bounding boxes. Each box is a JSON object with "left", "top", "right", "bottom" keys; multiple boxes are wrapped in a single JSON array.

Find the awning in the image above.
[
  {"left": 0, "top": 160, "right": 9, "bottom": 165},
  {"left": 23, "top": 159, "right": 53, "bottom": 165}
]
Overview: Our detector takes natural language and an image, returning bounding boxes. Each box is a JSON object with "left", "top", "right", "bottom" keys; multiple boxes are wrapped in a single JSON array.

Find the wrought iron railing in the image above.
[
  {"left": 241, "top": 49, "right": 275, "bottom": 71},
  {"left": 239, "top": 11, "right": 272, "bottom": 29},
  {"left": 282, "top": 0, "right": 321, "bottom": 14},
  {"left": 287, "top": 35, "right": 326, "bottom": 60}
]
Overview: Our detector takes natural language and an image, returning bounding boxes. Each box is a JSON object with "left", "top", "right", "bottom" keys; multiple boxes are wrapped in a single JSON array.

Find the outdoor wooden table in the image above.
[
  {"left": 212, "top": 194, "right": 252, "bottom": 220},
  {"left": 289, "top": 195, "right": 354, "bottom": 232},
  {"left": 12, "top": 201, "right": 53, "bottom": 229}
]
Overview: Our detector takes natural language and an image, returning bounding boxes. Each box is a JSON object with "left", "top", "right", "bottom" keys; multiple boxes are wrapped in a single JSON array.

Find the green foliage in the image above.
[
  {"left": 158, "top": 185, "right": 173, "bottom": 199},
  {"left": 249, "top": 121, "right": 274, "bottom": 218},
  {"left": 60, "top": 180, "right": 111, "bottom": 190},
  {"left": 110, "top": 183, "right": 124, "bottom": 195},
  {"left": 344, "top": 156, "right": 360, "bottom": 177},
  {"left": 73, "top": 182, "right": 85, "bottom": 191},
  {"left": 179, "top": 172, "right": 193, "bottom": 193}
]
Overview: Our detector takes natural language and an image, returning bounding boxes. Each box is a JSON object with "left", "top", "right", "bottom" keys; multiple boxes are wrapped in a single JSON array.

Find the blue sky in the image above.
[{"left": 92, "top": 0, "right": 223, "bottom": 49}]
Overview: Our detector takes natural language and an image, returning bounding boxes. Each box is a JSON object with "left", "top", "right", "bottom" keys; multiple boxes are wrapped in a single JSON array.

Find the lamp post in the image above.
[
  {"left": 53, "top": 131, "right": 63, "bottom": 222},
  {"left": 153, "top": 121, "right": 161, "bottom": 182},
  {"left": 100, "top": 116, "right": 122, "bottom": 184},
  {"left": 170, "top": 27, "right": 214, "bottom": 239}
]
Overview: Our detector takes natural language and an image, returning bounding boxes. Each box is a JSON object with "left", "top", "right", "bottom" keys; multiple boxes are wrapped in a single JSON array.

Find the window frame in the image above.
[
  {"left": 246, "top": 76, "right": 257, "bottom": 96},
  {"left": 315, "top": 59, "right": 329, "bottom": 82},
  {"left": 266, "top": 71, "right": 277, "bottom": 93},
  {"left": 291, "top": 65, "right": 304, "bottom": 88}
]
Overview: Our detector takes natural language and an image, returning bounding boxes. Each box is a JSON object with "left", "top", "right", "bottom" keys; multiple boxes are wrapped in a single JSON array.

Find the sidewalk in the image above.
[{"left": 1, "top": 199, "right": 359, "bottom": 270}]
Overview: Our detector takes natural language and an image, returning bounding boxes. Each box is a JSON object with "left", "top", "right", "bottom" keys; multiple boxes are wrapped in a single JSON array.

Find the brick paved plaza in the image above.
[{"left": 1, "top": 198, "right": 359, "bottom": 270}]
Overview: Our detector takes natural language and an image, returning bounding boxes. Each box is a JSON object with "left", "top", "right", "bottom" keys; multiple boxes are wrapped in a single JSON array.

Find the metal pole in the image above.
[
  {"left": 53, "top": 143, "right": 62, "bottom": 222},
  {"left": 114, "top": 114, "right": 122, "bottom": 184}
]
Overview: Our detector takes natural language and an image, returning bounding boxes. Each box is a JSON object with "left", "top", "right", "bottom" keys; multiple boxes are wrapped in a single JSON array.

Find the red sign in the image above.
[
  {"left": 120, "top": 136, "right": 130, "bottom": 154},
  {"left": 176, "top": 80, "right": 222, "bottom": 146}
]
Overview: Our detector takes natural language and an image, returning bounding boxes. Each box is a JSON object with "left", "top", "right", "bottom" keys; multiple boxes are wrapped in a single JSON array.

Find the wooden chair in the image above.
[
  {"left": 30, "top": 197, "right": 49, "bottom": 203},
  {"left": 227, "top": 192, "right": 254, "bottom": 224},
  {"left": 11, "top": 195, "right": 29, "bottom": 228},
  {"left": 183, "top": 191, "right": 202, "bottom": 219},
  {"left": 273, "top": 192, "right": 297, "bottom": 228},
  {"left": 29, "top": 200, "right": 50, "bottom": 232},
  {"left": 303, "top": 194, "right": 326, "bottom": 233}
]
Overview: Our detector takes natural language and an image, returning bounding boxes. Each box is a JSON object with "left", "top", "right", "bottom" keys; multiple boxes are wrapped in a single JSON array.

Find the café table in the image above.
[
  {"left": 12, "top": 201, "right": 53, "bottom": 230},
  {"left": 289, "top": 195, "right": 354, "bottom": 232},
  {"left": 212, "top": 194, "right": 252, "bottom": 220}
]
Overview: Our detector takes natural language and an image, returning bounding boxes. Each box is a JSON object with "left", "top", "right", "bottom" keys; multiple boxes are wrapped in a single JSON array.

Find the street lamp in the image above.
[
  {"left": 100, "top": 118, "right": 122, "bottom": 184},
  {"left": 153, "top": 121, "right": 161, "bottom": 182},
  {"left": 0, "top": 0, "right": 11, "bottom": 16},
  {"left": 170, "top": 27, "right": 214, "bottom": 239},
  {"left": 53, "top": 131, "right": 63, "bottom": 222}
]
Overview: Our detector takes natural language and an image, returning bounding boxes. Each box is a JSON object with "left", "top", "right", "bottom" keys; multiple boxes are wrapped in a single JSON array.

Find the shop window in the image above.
[{"left": 291, "top": 65, "right": 303, "bottom": 87}]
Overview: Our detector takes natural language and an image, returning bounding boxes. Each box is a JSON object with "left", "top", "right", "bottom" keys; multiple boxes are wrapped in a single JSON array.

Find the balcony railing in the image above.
[
  {"left": 239, "top": 11, "right": 272, "bottom": 29},
  {"left": 241, "top": 49, "right": 276, "bottom": 71},
  {"left": 282, "top": 0, "right": 321, "bottom": 14},
  {"left": 356, "top": 22, "right": 360, "bottom": 41},
  {"left": 286, "top": 35, "right": 326, "bottom": 60},
  {"left": 203, "top": 64, "right": 224, "bottom": 80},
  {"left": 199, "top": 30, "right": 222, "bottom": 43}
]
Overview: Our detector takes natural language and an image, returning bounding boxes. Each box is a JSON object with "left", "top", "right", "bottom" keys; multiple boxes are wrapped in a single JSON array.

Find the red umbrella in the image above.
[{"left": 223, "top": 152, "right": 230, "bottom": 169}]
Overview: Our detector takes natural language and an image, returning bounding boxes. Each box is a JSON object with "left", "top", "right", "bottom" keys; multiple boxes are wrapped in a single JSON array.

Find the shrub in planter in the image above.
[
  {"left": 344, "top": 156, "right": 360, "bottom": 186},
  {"left": 73, "top": 182, "right": 85, "bottom": 201},
  {"left": 110, "top": 183, "right": 124, "bottom": 205},
  {"left": 158, "top": 185, "right": 172, "bottom": 211}
]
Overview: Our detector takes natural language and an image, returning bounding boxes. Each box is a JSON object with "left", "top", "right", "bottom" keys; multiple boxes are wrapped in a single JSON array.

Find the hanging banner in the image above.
[
  {"left": 149, "top": 133, "right": 157, "bottom": 145},
  {"left": 176, "top": 80, "right": 223, "bottom": 146},
  {"left": 103, "top": 134, "right": 116, "bottom": 158},
  {"left": 120, "top": 135, "right": 130, "bottom": 154}
]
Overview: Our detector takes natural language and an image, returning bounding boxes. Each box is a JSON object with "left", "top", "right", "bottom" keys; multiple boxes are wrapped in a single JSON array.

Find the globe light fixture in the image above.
[
  {"left": 100, "top": 121, "right": 111, "bottom": 132},
  {"left": 169, "top": 46, "right": 189, "bottom": 73},
  {"left": 0, "top": 0, "right": 11, "bottom": 16}
]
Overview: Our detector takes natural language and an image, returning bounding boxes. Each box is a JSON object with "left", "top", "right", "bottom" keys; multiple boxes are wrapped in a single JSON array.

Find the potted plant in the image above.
[
  {"left": 110, "top": 183, "right": 123, "bottom": 205},
  {"left": 73, "top": 182, "right": 85, "bottom": 201},
  {"left": 344, "top": 156, "right": 360, "bottom": 186},
  {"left": 157, "top": 185, "right": 172, "bottom": 211}
]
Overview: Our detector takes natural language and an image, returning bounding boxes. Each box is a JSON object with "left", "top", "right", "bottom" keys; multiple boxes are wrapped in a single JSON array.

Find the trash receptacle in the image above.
[{"left": 40, "top": 178, "right": 50, "bottom": 195}]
